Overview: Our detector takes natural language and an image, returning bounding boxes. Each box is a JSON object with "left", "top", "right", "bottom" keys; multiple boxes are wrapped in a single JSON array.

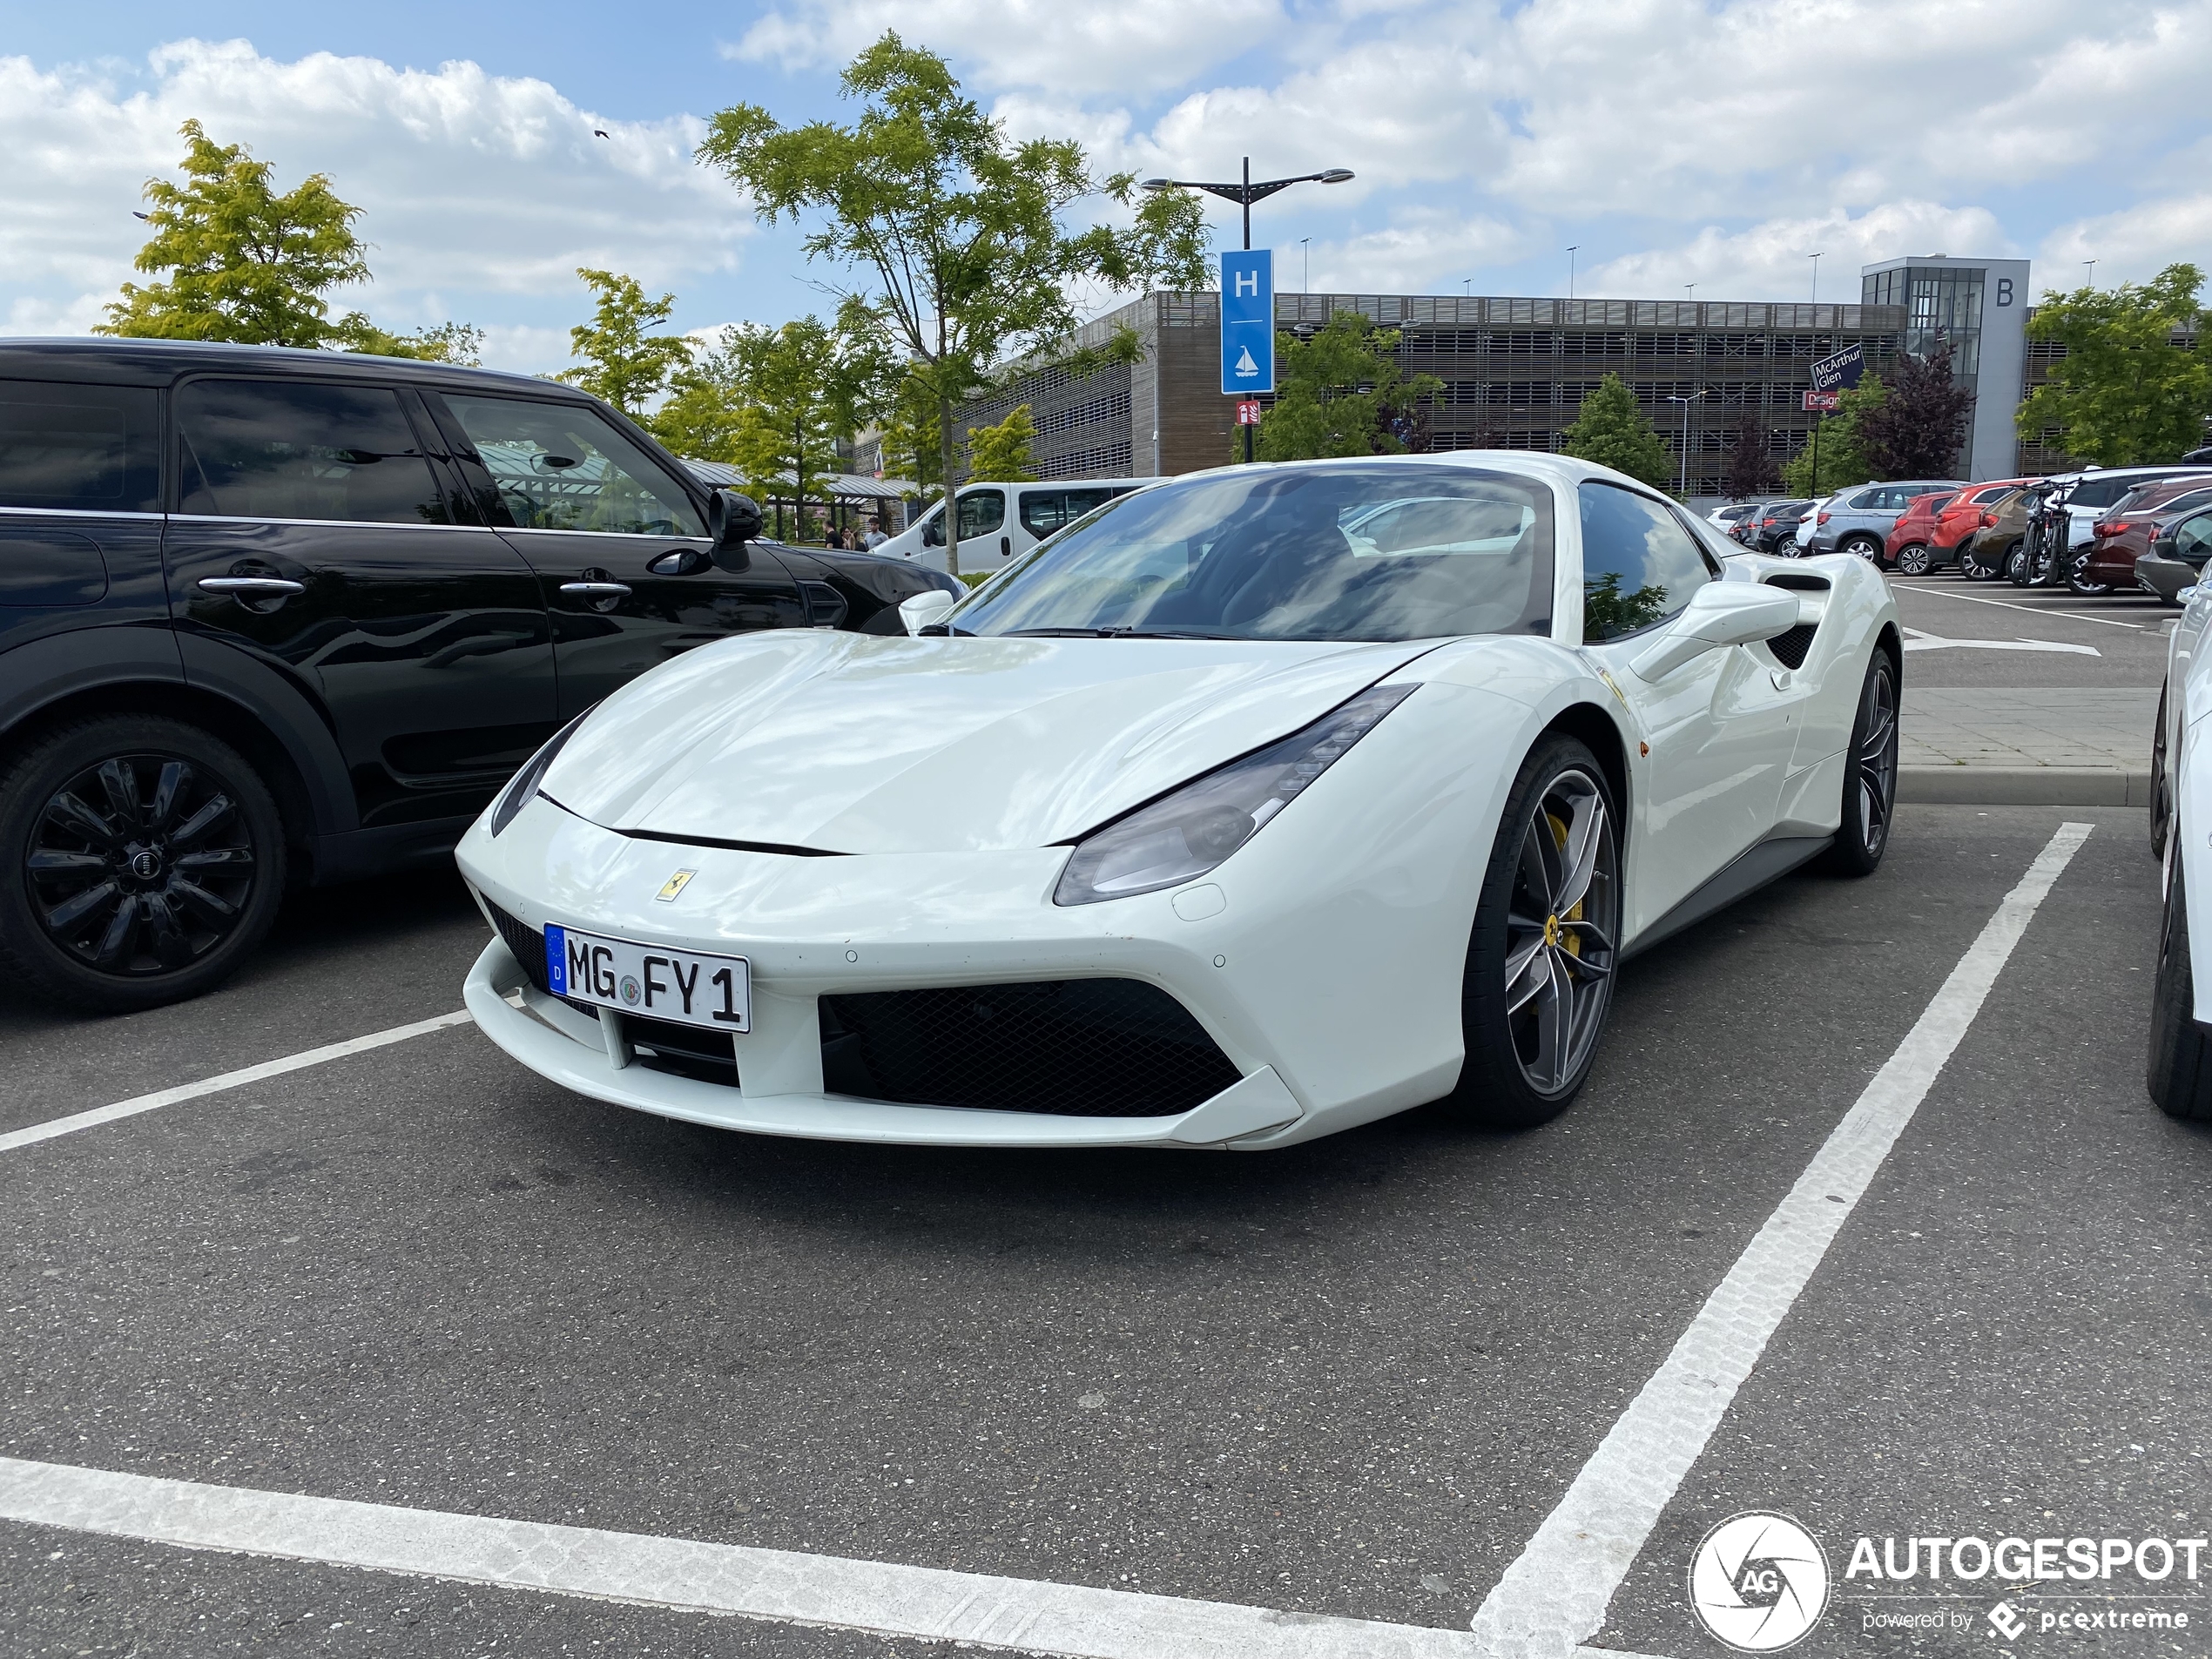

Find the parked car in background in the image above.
[
  {"left": 2077, "top": 476, "right": 2212, "bottom": 593},
  {"left": 0, "top": 337, "right": 959, "bottom": 1014},
  {"left": 1707, "top": 502, "right": 1761, "bottom": 534},
  {"left": 1881, "top": 489, "right": 1959, "bottom": 574},
  {"left": 1967, "top": 488, "right": 2035, "bottom": 581},
  {"left": 1739, "top": 499, "right": 1812, "bottom": 552},
  {"left": 880, "top": 478, "right": 1153, "bottom": 573},
  {"left": 2059, "top": 466, "right": 2212, "bottom": 550},
  {"left": 2134, "top": 506, "right": 2212, "bottom": 604},
  {"left": 1794, "top": 498, "right": 1834, "bottom": 552},
  {"left": 1936, "top": 479, "right": 2043, "bottom": 579},
  {"left": 1807, "top": 480, "right": 1968, "bottom": 559}
]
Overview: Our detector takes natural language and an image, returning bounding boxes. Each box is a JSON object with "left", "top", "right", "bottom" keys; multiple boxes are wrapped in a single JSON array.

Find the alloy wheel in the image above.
[
  {"left": 1856, "top": 662, "right": 1899, "bottom": 857},
  {"left": 1502, "top": 769, "right": 1618, "bottom": 1096},
  {"left": 1896, "top": 543, "right": 1932, "bottom": 577},
  {"left": 26, "top": 752, "right": 260, "bottom": 975}
]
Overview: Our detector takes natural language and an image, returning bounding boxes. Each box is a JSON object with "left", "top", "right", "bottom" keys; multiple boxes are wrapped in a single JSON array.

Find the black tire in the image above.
[
  {"left": 2066, "top": 549, "right": 2112, "bottom": 596},
  {"left": 1894, "top": 543, "right": 1933, "bottom": 577},
  {"left": 1821, "top": 649, "right": 1900, "bottom": 877},
  {"left": 2151, "top": 684, "right": 2171, "bottom": 861},
  {"left": 1443, "top": 738, "right": 1621, "bottom": 1129},
  {"left": 0, "top": 715, "right": 287, "bottom": 1013},
  {"left": 2147, "top": 858, "right": 2212, "bottom": 1123},
  {"left": 2004, "top": 539, "right": 2032, "bottom": 585},
  {"left": 1958, "top": 543, "right": 1999, "bottom": 581}
]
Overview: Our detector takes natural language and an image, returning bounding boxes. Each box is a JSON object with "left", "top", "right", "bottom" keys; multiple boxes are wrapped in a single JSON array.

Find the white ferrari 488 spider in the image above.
[{"left": 458, "top": 455, "right": 1901, "bottom": 1149}]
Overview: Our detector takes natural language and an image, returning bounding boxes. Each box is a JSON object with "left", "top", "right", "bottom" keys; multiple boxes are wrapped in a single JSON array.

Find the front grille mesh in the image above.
[
  {"left": 1766, "top": 623, "right": 1817, "bottom": 669},
  {"left": 485, "top": 899, "right": 550, "bottom": 994},
  {"left": 489, "top": 900, "right": 1233, "bottom": 1117},
  {"left": 819, "top": 980, "right": 1242, "bottom": 1118}
]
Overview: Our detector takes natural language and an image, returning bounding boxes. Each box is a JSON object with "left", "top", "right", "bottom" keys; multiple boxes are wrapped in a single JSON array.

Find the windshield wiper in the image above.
[{"left": 999, "top": 626, "right": 1238, "bottom": 639}]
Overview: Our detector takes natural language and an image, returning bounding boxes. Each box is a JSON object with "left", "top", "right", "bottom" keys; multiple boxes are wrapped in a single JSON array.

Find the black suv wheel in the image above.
[{"left": 0, "top": 715, "right": 287, "bottom": 1013}]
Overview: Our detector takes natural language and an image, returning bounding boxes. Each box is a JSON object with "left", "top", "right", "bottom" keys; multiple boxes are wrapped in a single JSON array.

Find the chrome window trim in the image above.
[
  {"left": 169, "top": 512, "right": 489, "bottom": 533},
  {"left": 489, "top": 524, "right": 705, "bottom": 542},
  {"left": 0, "top": 504, "right": 165, "bottom": 522}
]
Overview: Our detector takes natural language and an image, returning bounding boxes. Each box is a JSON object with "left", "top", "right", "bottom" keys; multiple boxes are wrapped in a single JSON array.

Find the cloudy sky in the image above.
[{"left": 5, "top": 0, "right": 2209, "bottom": 373}]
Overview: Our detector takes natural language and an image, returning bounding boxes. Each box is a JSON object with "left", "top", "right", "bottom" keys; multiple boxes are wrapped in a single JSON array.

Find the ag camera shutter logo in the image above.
[{"left": 1689, "top": 1513, "right": 1832, "bottom": 1651}]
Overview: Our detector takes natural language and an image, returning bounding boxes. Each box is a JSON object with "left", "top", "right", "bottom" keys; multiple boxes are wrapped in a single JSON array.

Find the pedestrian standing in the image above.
[{"left": 862, "top": 516, "right": 888, "bottom": 550}]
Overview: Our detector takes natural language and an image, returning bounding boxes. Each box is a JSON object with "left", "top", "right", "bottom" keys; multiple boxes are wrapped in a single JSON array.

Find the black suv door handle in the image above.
[
  {"left": 559, "top": 581, "right": 632, "bottom": 598},
  {"left": 199, "top": 576, "right": 306, "bottom": 597}
]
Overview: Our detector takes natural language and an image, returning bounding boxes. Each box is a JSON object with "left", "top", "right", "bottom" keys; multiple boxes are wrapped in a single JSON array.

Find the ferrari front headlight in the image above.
[
  {"left": 1053, "top": 683, "right": 1415, "bottom": 906},
  {"left": 489, "top": 709, "right": 591, "bottom": 836}
]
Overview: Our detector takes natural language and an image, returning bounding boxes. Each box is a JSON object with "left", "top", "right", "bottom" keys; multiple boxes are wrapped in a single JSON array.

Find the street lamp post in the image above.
[
  {"left": 1666, "top": 390, "right": 1709, "bottom": 501},
  {"left": 1143, "top": 160, "right": 1355, "bottom": 462}
]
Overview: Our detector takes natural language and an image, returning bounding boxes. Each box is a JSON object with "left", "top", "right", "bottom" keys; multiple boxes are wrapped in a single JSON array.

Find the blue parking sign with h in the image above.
[{"left": 1220, "top": 250, "right": 1275, "bottom": 395}]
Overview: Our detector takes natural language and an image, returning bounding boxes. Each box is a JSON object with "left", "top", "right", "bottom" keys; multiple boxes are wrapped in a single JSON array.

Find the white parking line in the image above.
[
  {"left": 1891, "top": 584, "right": 2147, "bottom": 628},
  {"left": 1468, "top": 821, "right": 2092, "bottom": 1659},
  {"left": 0, "top": 1010, "right": 473, "bottom": 1156},
  {"left": 0, "top": 1455, "right": 1663, "bottom": 1659}
]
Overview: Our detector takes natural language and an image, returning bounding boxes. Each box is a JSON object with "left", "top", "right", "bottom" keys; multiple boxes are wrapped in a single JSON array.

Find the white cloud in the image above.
[
  {"left": 0, "top": 39, "right": 748, "bottom": 344},
  {"left": 729, "top": 0, "right": 1284, "bottom": 98},
  {"left": 1307, "top": 210, "right": 1534, "bottom": 295},
  {"left": 2041, "top": 193, "right": 2212, "bottom": 289},
  {"left": 1581, "top": 202, "right": 2014, "bottom": 303}
]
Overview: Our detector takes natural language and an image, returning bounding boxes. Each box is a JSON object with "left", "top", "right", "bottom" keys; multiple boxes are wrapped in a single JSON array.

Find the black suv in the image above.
[{"left": 0, "top": 339, "right": 956, "bottom": 1012}]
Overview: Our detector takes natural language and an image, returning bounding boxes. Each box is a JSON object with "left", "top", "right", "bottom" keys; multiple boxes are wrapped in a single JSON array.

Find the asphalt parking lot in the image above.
[{"left": 3, "top": 800, "right": 2207, "bottom": 1658}]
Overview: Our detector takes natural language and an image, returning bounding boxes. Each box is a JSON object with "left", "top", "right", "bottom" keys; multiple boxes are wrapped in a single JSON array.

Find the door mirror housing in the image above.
[
  {"left": 1630, "top": 582, "right": 1804, "bottom": 681},
  {"left": 899, "top": 588, "right": 958, "bottom": 636},
  {"left": 708, "top": 489, "right": 763, "bottom": 549},
  {"left": 921, "top": 509, "right": 946, "bottom": 548}
]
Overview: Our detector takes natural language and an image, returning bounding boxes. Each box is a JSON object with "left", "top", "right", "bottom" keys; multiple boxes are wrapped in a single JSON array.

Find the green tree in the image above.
[
  {"left": 662, "top": 316, "right": 880, "bottom": 538},
  {"left": 556, "top": 268, "right": 694, "bottom": 415},
  {"left": 967, "top": 403, "right": 1037, "bottom": 481},
  {"left": 98, "top": 119, "right": 370, "bottom": 347},
  {"left": 1253, "top": 311, "right": 1441, "bottom": 462},
  {"left": 697, "top": 31, "right": 1210, "bottom": 574},
  {"left": 1782, "top": 376, "right": 1885, "bottom": 496},
  {"left": 1559, "top": 374, "right": 1673, "bottom": 489},
  {"left": 2018, "top": 264, "right": 2212, "bottom": 465},
  {"left": 331, "top": 316, "right": 485, "bottom": 364},
  {"left": 651, "top": 329, "right": 752, "bottom": 463}
]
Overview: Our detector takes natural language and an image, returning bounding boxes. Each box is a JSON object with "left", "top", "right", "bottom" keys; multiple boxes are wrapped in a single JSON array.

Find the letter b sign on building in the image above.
[{"left": 1221, "top": 250, "right": 1275, "bottom": 396}]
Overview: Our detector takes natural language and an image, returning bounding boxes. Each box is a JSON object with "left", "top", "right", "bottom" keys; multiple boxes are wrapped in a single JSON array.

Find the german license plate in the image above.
[{"left": 543, "top": 924, "right": 749, "bottom": 1033}]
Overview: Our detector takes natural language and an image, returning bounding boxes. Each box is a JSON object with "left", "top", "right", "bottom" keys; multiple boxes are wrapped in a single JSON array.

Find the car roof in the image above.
[{"left": 0, "top": 335, "right": 570, "bottom": 397}]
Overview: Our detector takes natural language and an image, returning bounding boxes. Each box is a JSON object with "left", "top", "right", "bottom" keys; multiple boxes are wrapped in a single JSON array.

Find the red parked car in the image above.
[
  {"left": 1934, "top": 478, "right": 2044, "bottom": 579},
  {"left": 1883, "top": 490, "right": 1959, "bottom": 574},
  {"left": 2076, "top": 475, "right": 2212, "bottom": 591}
]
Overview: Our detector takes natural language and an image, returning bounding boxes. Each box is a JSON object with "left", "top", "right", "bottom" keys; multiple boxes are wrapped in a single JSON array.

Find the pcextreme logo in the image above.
[{"left": 1689, "top": 1513, "right": 1833, "bottom": 1652}]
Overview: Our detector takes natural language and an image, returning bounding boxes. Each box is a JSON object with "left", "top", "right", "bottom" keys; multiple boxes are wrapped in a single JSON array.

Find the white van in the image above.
[{"left": 881, "top": 479, "right": 1156, "bottom": 573}]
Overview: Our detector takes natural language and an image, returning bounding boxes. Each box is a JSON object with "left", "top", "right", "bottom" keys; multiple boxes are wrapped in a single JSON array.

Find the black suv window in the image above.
[
  {"left": 177, "top": 380, "right": 449, "bottom": 525},
  {"left": 1579, "top": 481, "right": 1713, "bottom": 641},
  {"left": 440, "top": 395, "right": 705, "bottom": 537},
  {"left": 0, "top": 380, "right": 160, "bottom": 513}
]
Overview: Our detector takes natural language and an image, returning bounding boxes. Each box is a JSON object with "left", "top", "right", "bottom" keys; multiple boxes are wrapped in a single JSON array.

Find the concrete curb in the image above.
[{"left": 1899, "top": 766, "right": 2154, "bottom": 807}]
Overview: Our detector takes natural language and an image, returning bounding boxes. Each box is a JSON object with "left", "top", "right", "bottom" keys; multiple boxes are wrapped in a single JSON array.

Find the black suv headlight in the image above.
[
  {"left": 489, "top": 710, "right": 591, "bottom": 836},
  {"left": 1053, "top": 684, "right": 1414, "bottom": 906}
]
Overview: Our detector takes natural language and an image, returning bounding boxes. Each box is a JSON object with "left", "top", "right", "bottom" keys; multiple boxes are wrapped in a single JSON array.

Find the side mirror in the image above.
[
  {"left": 708, "top": 489, "right": 763, "bottom": 549},
  {"left": 1631, "top": 583, "right": 1804, "bottom": 681},
  {"left": 921, "top": 515, "right": 946, "bottom": 548},
  {"left": 899, "top": 589, "right": 958, "bottom": 636}
]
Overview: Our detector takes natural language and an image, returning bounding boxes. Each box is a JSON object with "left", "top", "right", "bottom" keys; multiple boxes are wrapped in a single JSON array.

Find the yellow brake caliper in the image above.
[{"left": 1547, "top": 810, "right": 1582, "bottom": 959}]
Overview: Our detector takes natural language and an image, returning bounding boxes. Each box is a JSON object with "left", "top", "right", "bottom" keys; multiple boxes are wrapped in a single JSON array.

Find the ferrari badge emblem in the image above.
[{"left": 655, "top": 868, "right": 697, "bottom": 902}]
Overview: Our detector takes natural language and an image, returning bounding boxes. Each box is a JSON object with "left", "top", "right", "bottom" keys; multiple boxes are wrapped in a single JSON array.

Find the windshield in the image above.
[{"left": 949, "top": 462, "right": 1554, "bottom": 643}]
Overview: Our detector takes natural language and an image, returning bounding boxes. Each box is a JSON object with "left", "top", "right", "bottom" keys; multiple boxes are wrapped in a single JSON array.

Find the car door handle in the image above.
[
  {"left": 559, "top": 582, "right": 632, "bottom": 599},
  {"left": 197, "top": 576, "right": 306, "bottom": 597}
]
